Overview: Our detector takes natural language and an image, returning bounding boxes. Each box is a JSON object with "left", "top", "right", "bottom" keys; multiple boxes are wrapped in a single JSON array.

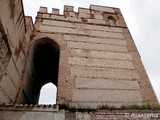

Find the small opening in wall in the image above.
[
  {"left": 108, "top": 16, "right": 117, "bottom": 26},
  {"left": 39, "top": 82, "right": 57, "bottom": 104}
]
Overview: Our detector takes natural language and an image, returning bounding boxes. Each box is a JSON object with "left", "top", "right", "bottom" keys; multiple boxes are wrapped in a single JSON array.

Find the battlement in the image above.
[
  {"left": 39, "top": 5, "right": 117, "bottom": 14},
  {"left": 37, "top": 5, "right": 126, "bottom": 27},
  {"left": 0, "top": 103, "right": 59, "bottom": 111}
]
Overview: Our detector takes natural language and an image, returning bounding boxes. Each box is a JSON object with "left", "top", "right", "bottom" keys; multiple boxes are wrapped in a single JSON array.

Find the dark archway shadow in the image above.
[{"left": 18, "top": 37, "right": 60, "bottom": 104}]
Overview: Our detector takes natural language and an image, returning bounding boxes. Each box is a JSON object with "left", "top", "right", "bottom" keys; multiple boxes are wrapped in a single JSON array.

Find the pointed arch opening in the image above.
[
  {"left": 39, "top": 82, "right": 57, "bottom": 104},
  {"left": 108, "top": 16, "right": 117, "bottom": 26},
  {"left": 19, "top": 37, "right": 60, "bottom": 104}
]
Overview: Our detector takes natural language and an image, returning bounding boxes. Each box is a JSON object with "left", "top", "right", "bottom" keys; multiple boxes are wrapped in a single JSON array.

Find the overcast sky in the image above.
[{"left": 23, "top": 0, "right": 160, "bottom": 103}]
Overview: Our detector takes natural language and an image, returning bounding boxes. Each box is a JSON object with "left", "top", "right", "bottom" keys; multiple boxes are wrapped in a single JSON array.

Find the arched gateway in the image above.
[{"left": 18, "top": 37, "right": 60, "bottom": 104}]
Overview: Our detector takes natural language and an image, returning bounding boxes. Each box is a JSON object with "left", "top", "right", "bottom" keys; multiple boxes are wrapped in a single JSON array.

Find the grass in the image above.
[{"left": 58, "top": 103, "right": 160, "bottom": 111}]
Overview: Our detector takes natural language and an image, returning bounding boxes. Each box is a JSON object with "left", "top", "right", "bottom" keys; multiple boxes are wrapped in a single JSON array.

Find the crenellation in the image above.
[
  {"left": 64, "top": 5, "right": 74, "bottom": 12},
  {"left": 39, "top": 6, "right": 48, "bottom": 13},
  {"left": 78, "top": 8, "right": 90, "bottom": 14},
  {"left": 52, "top": 8, "right": 59, "bottom": 15},
  {"left": 36, "top": 5, "right": 129, "bottom": 28},
  {"left": 78, "top": 8, "right": 91, "bottom": 18},
  {"left": 90, "top": 5, "right": 115, "bottom": 13}
]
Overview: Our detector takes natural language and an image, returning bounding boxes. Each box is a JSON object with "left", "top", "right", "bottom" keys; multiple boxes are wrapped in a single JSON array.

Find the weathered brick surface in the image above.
[
  {"left": 39, "top": 25, "right": 124, "bottom": 39},
  {"left": 0, "top": 20, "right": 12, "bottom": 82},
  {"left": 69, "top": 57, "right": 134, "bottom": 69},
  {"left": 42, "top": 20, "right": 123, "bottom": 33},
  {"left": 7, "top": 58, "right": 20, "bottom": 87},
  {"left": 70, "top": 49, "right": 132, "bottom": 60},
  {"left": 0, "top": 74, "right": 16, "bottom": 101},
  {"left": 122, "top": 28, "right": 158, "bottom": 104},
  {"left": 67, "top": 41, "right": 128, "bottom": 52},
  {"left": 0, "top": 0, "right": 34, "bottom": 103},
  {"left": 0, "top": 0, "right": 26, "bottom": 52},
  {"left": 71, "top": 66, "right": 139, "bottom": 80},
  {"left": 63, "top": 35, "right": 126, "bottom": 45},
  {"left": 87, "top": 19, "right": 106, "bottom": 25},
  {"left": 72, "top": 89, "right": 143, "bottom": 102},
  {"left": 75, "top": 78, "right": 140, "bottom": 89},
  {"left": 0, "top": 88, "right": 10, "bottom": 103}
]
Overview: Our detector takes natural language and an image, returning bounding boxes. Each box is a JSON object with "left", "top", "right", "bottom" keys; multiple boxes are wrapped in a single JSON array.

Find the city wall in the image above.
[
  {"left": 32, "top": 5, "right": 158, "bottom": 107},
  {"left": 0, "top": 0, "right": 33, "bottom": 103}
]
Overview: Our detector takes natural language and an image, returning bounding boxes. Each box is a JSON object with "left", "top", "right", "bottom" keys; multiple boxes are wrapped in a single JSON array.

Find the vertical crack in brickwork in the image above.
[{"left": 0, "top": 20, "right": 12, "bottom": 82}]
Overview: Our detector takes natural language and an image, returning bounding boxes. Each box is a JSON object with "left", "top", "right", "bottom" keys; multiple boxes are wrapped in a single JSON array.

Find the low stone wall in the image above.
[
  {"left": 0, "top": 104, "right": 160, "bottom": 120},
  {"left": 66, "top": 110, "right": 160, "bottom": 120},
  {"left": 0, "top": 104, "right": 65, "bottom": 120}
]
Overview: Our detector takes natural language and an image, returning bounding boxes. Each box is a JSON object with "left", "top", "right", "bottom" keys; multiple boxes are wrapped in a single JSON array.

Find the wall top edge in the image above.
[
  {"left": 37, "top": 5, "right": 125, "bottom": 27},
  {"left": 0, "top": 103, "right": 59, "bottom": 111},
  {"left": 38, "top": 4, "right": 120, "bottom": 14}
]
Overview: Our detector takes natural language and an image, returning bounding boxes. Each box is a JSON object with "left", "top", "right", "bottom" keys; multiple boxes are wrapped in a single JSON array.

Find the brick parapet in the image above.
[{"left": 36, "top": 5, "right": 126, "bottom": 28}]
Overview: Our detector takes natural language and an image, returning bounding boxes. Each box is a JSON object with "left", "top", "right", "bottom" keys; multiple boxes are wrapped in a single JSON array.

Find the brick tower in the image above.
[{"left": 24, "top": 5, "right": 157, "bottom": 107}]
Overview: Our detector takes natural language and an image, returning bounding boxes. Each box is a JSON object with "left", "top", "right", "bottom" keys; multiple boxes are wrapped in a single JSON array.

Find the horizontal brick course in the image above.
[
  {"left": 75, "top": 78, "right": 140, "bottom": 90},
  {"left": 63, "top": 35, "right": 126, "bottom": 45},
  {"left": 42, "top": 20, "right": 123, "bottom": 33},
  {"left": 71, "top": 66, "right": 139, "bottom": 80},
  {"left": 67, "top": 41, "right": 128, "bottom": 52},
  {"left": 69, "top": 57, "right": 134, "bottom": 69},
  {"left": 39, "top": 25, "right": 124, "bottom": 39},
  {"left": 72, "top": 89, "right": 143, "bottom": 102},
  {"left": 70, "top": 49, "right": 132, "bottom": 60}
]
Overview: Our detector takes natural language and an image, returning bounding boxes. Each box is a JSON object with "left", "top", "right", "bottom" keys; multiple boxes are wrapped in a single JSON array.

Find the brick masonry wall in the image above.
[
  {"left": 0, "top": 0, "right": 33, "bottom": 103},
  {"left": 33, "top": 5, "right": 158, "bottom": 107},
  {"left": 0, "top": 105, "right": 160, "bottom": 120}
]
